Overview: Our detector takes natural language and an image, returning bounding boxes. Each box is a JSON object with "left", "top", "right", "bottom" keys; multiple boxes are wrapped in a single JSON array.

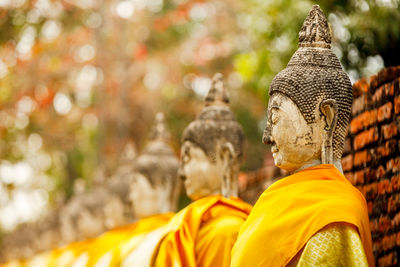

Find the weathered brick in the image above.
[
  {"left": 376, "top": 165, "right": 386, "bottom": 179},
  {"left": 376, "top": 140, "right": 397, "bottom": 159},
  {"left": 353, "top": 77, "right": 369, "bottom": 98},
  {"left": 343, "top": 138, "right": 352, "bottom": 155},
  {"left": 365, "top": 182, "right": 378, "bottom": 200},
  {"left": 395, "top": 95, "right": 400, "bottom": 115},
  {"left": 381, "top": 234, "right": 396, "bottom": 251},
  {"left": 378, "top": 179, "right": 392, "bottom": 195},
  {"left": 366, "top": 168, "right": 377, "bottom": 183},
  {"left": 367, "top": 201, "right": 374, "bottom": 214},
  {"left": 377, "top": 68, "right": 389, "bottom": 88},
  {"left": 372, "top": 86, "right": 384, "bottom": 104},
  {"left": 370, "top": 218, "right": 378, "bottom": 232},
  {"left": 377, "top": 102, "right": 393, "bottom": 122},
  {"left": 354, "top": 170, "right": 366, "bottom": 184},
  {"left": 386, "top": 157, "right": 400, "bottom": 174},
  {"left": 381, "top": 122, "right": 398, "bottom": 140},
  {"left": 350, "top": 110, "right": 377, "bottom": 134},
  {"left": 354, "top": 150, "right": 371, "bottom": 167},
  {"left": 357, "top": 185, "right": 366, "bottom": 196},
  {"left": 378, "top": 252, "right": 396, "bottom": 267},
  {"left": 386, "top": 158, "right": 394, "bottom": 172},
  {"left": 378, "top": 66, "right": 400, "bottom": 88},
  {"left": 379, "top": 215, "right": 392, "bottom": 233},
  {"left": 352, "top": 95, "right": 370, "bottom": 115},
  {"left": 395, "top": 77, "right": 400, "bottom": 95},
  {"left": 353, "top": 127, "right": 379, "bottom": 150},
  {"left": 384, "top": 82, "right": 394, "bottom": 96},
  {"left": 387, "top": 194, "right": 400, "bottom": 213},
  {"left": 394, "top": 158, "right": 400, "bottom": 173},
  {"left": 392, "top": 174, "right": 400, "bottom": 192},
  {"left": 342, "top": 154, "right": 353, "bottom": 172},
  {"left": 397, "top": 232, "right": 400, "bottom": 246},
  {"left": 393, "top": 211, "right": 400, "bottom": 227},
  {"left": 370, "top": 74, "right": 379, "bottom": 91}
]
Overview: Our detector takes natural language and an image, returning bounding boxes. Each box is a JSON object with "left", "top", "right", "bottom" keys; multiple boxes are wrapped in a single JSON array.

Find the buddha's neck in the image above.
[{"left": 294, "top": 159, "right": 343, "bottom": 174}]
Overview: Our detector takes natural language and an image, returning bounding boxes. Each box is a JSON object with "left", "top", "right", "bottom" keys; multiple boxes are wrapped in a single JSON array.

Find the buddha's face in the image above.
[
  {"left": 263, "top": 93, "right": 324, "bottom": 172},
  {"left": 130, "top": 173, "right": 169, "bottom": 218},
  {"left": 179, "top": 141, "right": 223, "bottom": 200}
]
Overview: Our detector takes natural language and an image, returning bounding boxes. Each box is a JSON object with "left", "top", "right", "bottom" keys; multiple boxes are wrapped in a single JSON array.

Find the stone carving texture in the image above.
[
  {"left": 269, "top": 5, "right": 352, "bottom": 160},
  {"left": 135, "top": 112, "right": 179, "bottom": 188},
  {"left": 182, "top": 73, "right": 245, "bottom": 162}
]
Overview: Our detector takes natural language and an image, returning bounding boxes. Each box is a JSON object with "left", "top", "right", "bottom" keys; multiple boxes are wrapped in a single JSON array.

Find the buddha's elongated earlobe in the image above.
[
  {"left": 220, "top": 142, "right": 237, "bottom": 198},
  {"left": 320, "top": 99, "right": 338, "bottom": 164}
]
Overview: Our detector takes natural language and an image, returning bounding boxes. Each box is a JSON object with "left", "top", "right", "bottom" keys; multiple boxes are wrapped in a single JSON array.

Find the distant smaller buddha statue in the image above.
[
  {"left": 130, "top": 112, "right": 181, "bottom": 218},
  {"left": 64, "top": 112, "right": 180, "bottom": 267},
  {"left": 122, "top": 73, "right": 252, "bottom": 267},
  {"left": 231, "top": 5, "right": 374, "bottom": 267}
]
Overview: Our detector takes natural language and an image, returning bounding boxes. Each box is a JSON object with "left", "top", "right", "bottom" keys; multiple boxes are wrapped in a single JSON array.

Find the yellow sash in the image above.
[{"left": 231, "top": 164, "right": 374, "bottom": 267}]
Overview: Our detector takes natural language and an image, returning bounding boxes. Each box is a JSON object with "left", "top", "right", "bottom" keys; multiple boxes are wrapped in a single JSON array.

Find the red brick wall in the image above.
[
  {"left": 239, "top": 152, "right": 285, "bottom": 204},
  {"left": 342, "top": 66, "right": 400, "bottom": 267}
]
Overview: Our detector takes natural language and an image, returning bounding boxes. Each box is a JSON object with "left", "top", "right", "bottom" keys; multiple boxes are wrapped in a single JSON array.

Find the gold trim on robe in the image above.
[{"left": 288, "top": 223, "right": 369, "bottom": 267}]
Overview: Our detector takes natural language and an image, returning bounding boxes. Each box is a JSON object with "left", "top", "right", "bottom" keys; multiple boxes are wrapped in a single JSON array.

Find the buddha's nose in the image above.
[{"left": 262, "top": 125, "right": 273, "bottom": 145}]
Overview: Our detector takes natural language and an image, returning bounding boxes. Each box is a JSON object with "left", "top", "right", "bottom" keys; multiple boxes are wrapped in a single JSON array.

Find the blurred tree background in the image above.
[{"left": 0, "top": 0, "right": 398, "bottom": 237}]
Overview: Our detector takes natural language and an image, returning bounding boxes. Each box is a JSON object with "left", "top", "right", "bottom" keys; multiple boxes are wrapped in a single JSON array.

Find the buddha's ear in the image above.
[
  {"left": 220, "top": 142, "right": 236, "bottom": 198},
  {"left": 320, "top": 99, "right": 338, "bottom": 132},
  {"left": 219, "top": 142, "right": 235, "bottom": 162},
  {"left": 319, "top": 99, "right": 338, "bottom": 164}
]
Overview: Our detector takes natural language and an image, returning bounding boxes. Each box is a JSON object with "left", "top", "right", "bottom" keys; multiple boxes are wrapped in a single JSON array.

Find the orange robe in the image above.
[
  {"left": 231, "top": 164, "right": 374, "bottom": 267},
  {"left": 1, "top": 213, "right": 172, "bottom": 267},
  {"left": 0, "top": 238, "right": 95, "bottom": 267},
  {"left": 71, "top": 213, "right": 174, "bottom": 266},
  {"left": 122, "top": 195, "right": 252, "bottom": 267},
  {"left": 154, "top": 195, "right": 251, "bottom": 267},
  {"left": 47, "top": 238, "right": 95, "bottom": 267}
]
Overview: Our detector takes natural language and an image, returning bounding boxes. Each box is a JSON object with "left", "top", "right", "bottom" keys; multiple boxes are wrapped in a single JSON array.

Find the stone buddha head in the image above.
[
  {"left": 263, "top": 5, "right": 353, "bottom": 173},
  {"left": 130, "top": 113, "right": 180, "bottom": 218},
  {"left": 180, "top": 73, "right": 245, "bottom": 200}
]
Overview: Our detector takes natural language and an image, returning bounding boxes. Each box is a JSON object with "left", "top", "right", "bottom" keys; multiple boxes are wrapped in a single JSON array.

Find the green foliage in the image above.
[
  {"left": 234, "top": 106, "right": 265, "bottom": 171},
  {"left": 235, "top": 0, "right": 400, "bottom": 100}
]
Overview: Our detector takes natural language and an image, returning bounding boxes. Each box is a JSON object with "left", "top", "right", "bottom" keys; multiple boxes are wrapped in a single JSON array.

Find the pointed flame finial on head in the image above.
[
  {"left": 205, "top": 73, "right": 230, "bottom": 106},
  {"left": 299, "top": 5, "right": 331, "bottom": 49},
  {"left": 150, "top": 112, "right": 170, "bottom": 141}
]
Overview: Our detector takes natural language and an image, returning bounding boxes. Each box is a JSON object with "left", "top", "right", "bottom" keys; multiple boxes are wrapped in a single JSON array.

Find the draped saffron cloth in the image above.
[
  {"left": 122, "top": 195, "right": 251, "bottom": 267},
  {"left": 231, "top": 164, "right": 374, "bottom": 267},
  {"left": 83, "top": 212, "right": 174, "bottom": 266},
  {"left": 33, "top": 213, "right": 173, "bottom": 267}
]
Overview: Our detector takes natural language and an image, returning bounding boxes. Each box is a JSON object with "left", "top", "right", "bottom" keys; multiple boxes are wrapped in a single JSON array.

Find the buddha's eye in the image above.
[{"left": 271, "top": 109, "right": 279, "bottom": 124}]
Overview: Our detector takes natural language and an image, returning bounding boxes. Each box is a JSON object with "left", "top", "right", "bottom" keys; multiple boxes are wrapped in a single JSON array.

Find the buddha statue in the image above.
[
  {"left": 231, "top": 5, "right": 374, "bottom": 267},
  {"left": 130, "top": 112, "right": 180, "bottom": 218},
  {"left": 122, "top": 74, "right": 252, "bottom": 267},
  {"left": 48, "top": 113, "right": 180, "bottom": 267},
  {"left": 180, "top": 73, "right": 244, "bottom": 200}
]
